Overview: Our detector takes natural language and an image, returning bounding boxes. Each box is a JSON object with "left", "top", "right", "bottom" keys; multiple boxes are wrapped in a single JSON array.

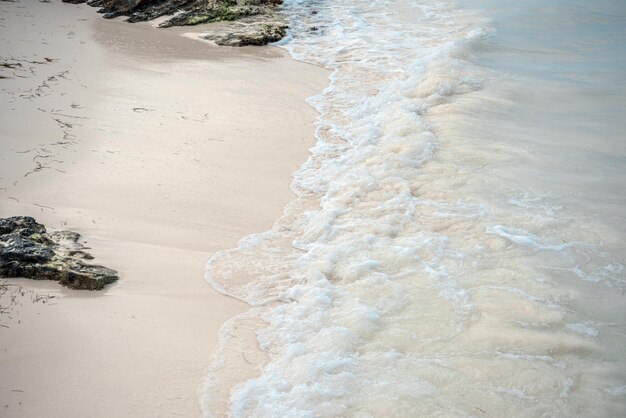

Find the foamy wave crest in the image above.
[{"left": 203, "top": 0, "right": 626, "bottom": 416}]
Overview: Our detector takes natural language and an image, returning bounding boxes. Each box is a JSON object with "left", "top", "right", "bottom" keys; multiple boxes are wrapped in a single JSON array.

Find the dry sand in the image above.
[{"left": 0, "top": 1, "right": 327, "bottom": 417}]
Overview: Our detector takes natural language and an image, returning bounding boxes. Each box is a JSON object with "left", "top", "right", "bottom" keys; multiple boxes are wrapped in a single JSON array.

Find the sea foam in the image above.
[{"left": 203, "top": 0, "right": 626, "bottom": 416}]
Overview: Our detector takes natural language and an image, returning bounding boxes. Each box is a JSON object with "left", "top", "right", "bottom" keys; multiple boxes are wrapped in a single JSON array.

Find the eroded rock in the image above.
[
  {"left": 0, "top": 216, "right": 118, "bottom": 290},
  {"left": 62, "top": 0, "right": 288, "bottom": 46},
  {"left": 202, "top": 21, "right": 287, "bottom": 46},
  {"left": 70, "top": 1, "right": 281, "bottom": 26}
]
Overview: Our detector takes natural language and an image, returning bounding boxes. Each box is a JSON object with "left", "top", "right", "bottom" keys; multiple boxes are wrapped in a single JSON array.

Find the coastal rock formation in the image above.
[
  {"left": 202, "top": 21, "right": 287, "bottom": 46},
  {"left": 62, "top": 0, "right": 287, "bottom": 46},
  {"left": 0, "top": 216, "right": 118, "bottom": 290}
]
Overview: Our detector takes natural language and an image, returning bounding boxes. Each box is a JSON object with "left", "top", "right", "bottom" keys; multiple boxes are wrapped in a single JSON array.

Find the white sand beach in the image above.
[
  {"left": 0, "top": 1, "right": 327, "bottom": 416},
  {"left": 4, "top": 0, "right": 626, "bottom": 417}
]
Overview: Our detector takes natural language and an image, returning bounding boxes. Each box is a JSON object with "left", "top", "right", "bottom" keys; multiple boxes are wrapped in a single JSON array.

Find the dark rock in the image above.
[
  {"left": 0, "top": 233, "right": 55, "bottom": 264},
  {"left": 64, "top": 0, "right": 289, "bottom": 46},
  {"left": 84, "top": 0, "right": 282, "bottom": 25},
  {"left": 202, "top": 21, "right": 287, "bottom": 46},
  {"left": 0, "top": 216, "right": 46, "bottom": 236},
  {"left": 0, "top": 216, "right": 118, "bottom": 290},
  {"left": 86, "top": 0, "right": 197, "bottom": 21},
  {"left": 158, "top": 4, "right": 261, "bottom": 28}
]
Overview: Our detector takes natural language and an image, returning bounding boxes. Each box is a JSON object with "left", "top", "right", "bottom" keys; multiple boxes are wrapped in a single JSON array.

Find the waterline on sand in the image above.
[{"left": 204, "top": 0, "right": 626, "bottom": 416}]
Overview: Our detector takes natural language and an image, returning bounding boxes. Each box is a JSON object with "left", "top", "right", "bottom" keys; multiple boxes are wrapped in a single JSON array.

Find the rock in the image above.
[
  {"left": 85, "top": 1, "right": 281, "bottom": 25},
  {"left": 0, "top": 216, "right": 118, "bottom": 290},
  {"left": 86, "top": 0, "right": 198, "bottom": 22},
  {"left": 158, "top": 4, "right": 262, "bottom": 28},
  {"left": 202, "top": 21, "right": 287, "bottom": 46},
  {"left": 64, "top": 0, "right": 289, "bottom": 46}
]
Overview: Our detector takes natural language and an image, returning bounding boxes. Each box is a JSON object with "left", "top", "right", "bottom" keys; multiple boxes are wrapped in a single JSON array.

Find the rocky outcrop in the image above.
[
  {"left": 61, "top": 0, "right": 287, "bottom": 46},
  {"left": 158, "top": 1, "right": 263, "bottom": 28},
  {"left": 83, "top": 0, "right": 197, "bottom": 22},
  {"left": 0, "top": 216, "right": 118, "bottom": 290},
  {"left": 202, "top": 21, "right": 287, "bottom": 46}
]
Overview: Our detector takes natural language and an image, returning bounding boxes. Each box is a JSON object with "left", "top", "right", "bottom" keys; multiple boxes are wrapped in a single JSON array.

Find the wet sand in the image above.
[{"left": 0, "top": 1, "right": 327, "bottom": 417}]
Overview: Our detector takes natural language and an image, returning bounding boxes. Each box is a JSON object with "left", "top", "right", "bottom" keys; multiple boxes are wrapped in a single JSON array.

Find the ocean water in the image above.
[{"left": 204, "top": 0, "right": 626, "bottom": 416}]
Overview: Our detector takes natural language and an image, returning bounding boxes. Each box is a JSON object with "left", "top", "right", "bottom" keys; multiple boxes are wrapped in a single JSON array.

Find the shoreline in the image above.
[{"left": 0, "top": 2, "right": 328, "bottom": 416}]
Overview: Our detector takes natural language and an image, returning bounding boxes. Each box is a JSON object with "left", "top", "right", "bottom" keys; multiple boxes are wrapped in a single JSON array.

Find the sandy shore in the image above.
[{"left": 0, "top": 2, "right": 327, "bottom": 417}]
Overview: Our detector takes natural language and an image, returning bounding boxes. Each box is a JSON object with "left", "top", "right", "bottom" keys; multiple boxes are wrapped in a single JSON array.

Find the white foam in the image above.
[
  {"left": 566, "top": 322, "right": 599, "bottom": 337},
  {"left": 203, "top": 0, "right": 626, "bottom": 416},
  {"left": 486, "top": 225, "right": 580, "bottom": 251},
  {"left": 604, "top": 386, "right": 626, "bottom": 397}
]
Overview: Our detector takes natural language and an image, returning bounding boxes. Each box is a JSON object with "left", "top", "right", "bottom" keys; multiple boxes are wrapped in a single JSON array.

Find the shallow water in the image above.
[{"left": 205, "top": 0, "right": 626, "bottom": 416}]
